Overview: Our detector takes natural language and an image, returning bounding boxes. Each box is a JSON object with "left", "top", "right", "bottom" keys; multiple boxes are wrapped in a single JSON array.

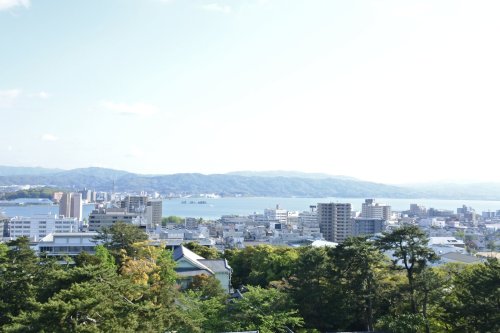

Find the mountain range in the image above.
[{"left": 0, "top": 166, "right": 499, "bottom": 200}]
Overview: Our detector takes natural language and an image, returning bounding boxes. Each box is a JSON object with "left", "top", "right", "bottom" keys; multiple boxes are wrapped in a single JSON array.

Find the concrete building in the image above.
[
  {"left": 121, "top": 195, "right": 148, "bottom": 214},
  {"left": 361, "top": 199, "right": 391, "bottom": 220},
  {"left": 7, "top": 214, "right": 79, "bottom": 241},
  {"left": 36, "top": 232, "right": 99, "bottom": 256},
  {"left": 58, "top": 192, "right": 83, "bottom": 221},
  {"left": 264, "top": 205, "right": 288, "bottom": 224},
  {"left": 145, "top": 200, "right": 162, "bottom": 228},
  {"left": 354, "top": 218, "right": 385, "bottom": 236},
  {"left": 88, "top": 207, "right": 138, "bottom": 231},
  {"left": 317, "top": 202, "right": 352, "bottom": 242}
]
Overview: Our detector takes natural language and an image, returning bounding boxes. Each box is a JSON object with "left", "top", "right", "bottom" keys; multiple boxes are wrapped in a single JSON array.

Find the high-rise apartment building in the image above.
[
  {"left": 121, "top": 195, "right": 149, "bottom": 214},
  {"left": 361, "top": 199, "right": 391, "bottom": 220},
  {"left": 59, "top": 192, "right": 83, "bottom": 221},
  {"left": 317, "top": 202, "right": 352, "bottom": 242},
  {"left": 146, "top": 200, "right": 162, "bottom": 228}
]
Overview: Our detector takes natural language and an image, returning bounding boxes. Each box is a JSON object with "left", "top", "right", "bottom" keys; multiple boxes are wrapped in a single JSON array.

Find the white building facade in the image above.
[{"left": 7, "top": 214, "right": 79, "bottom": 241}]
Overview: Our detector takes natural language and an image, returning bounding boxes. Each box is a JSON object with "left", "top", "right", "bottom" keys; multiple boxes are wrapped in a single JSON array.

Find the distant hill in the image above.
[
  {"left": 227, "top": 170, "right": 359, "bottom": 181},
  {"left": 1, "top": 166, "right": 500, "bottom": 200},
  {"left": 0, "top": 166, "right": 62, "bottom": 176}
]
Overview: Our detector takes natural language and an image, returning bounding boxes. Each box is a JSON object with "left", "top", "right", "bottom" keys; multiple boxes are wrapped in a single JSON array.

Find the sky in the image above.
[{"left": 1, "top": 0, "right": 499, "bottom": 184}]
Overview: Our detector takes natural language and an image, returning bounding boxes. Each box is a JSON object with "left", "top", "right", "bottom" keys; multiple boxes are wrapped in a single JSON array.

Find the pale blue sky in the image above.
[{"left": 1, "top": 0, "right": 499, "bottom": 184}]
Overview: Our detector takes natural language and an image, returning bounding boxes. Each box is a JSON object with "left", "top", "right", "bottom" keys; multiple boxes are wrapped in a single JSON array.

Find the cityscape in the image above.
[{"left": 1, "top": 0, "right": 499, "bottom": 332}]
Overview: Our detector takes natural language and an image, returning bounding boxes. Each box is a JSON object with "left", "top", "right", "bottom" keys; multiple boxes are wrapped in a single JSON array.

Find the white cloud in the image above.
[
  {"left": 0, "top": 0, "right": 30, "bottom": 11},
  {"left": 35, "top": 91, "right": 50, "bottom": 99},
  {"left": 41, "top": 134, "right": 58, "bottom": 142},
  {"left": 102, "top": 101, "right": 159, "bottom": 117},
  {"left": 199, "top": 3, "right": 232, "bottom": 14},
  {"left": 127, "top": 145, "right": 144, "bottom": 158},
  {"left": 28, "top": 91, "right": 50, "bottom": 99},
  {"left": 0, "top": 89, "right": 21, "bottom": 108},
  {"left": 0, "top": 89, "right": 21, "bottom": 98}
]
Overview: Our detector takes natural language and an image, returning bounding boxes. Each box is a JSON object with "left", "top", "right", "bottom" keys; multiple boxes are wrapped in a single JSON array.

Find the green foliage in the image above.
[
  {"left": 187, "top": 274, "right": 226, "bottom": 299},
  {"left": 376, "top": 225, "right": 438, "bottom": 313},
  {"left": 226, "top": 245, "right": 299, "bottom": 287},
  {"left": 94, "top": 245, "right": 117, "bottom": 270},
  {"left": 94, "top": 221, "right": 148, "bottom": 257},
  {"left": 226, "top": 286, "right": 304, "bottom": 333},
  {"left": 376, "top": 313, "right": 426, "bottom": 333},
  {"left": 440, "top": 258, "right": 500, "bottom": 332},
  {"left": 0, "top": 225, "right": 497, "bottom": 332},
  {"left": 1, "top": 187, "right": 60, "bottom": 200},
  {"left": 327, "top": 237, "right": 387, "bottom": 331},
  {"left": 162, "top": 215, "right": 184, "bottom": 225},
  {"left": 0, "top": 237, "right": 40, "bottom": 326},
  {"left": 184, "top": 242, "right": 221, "bottom": 259}
]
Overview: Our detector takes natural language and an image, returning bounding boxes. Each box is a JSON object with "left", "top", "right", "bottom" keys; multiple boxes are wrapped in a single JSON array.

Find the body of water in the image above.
[{"left": 1, "top": 197, "right": 500, "bottom": 220}]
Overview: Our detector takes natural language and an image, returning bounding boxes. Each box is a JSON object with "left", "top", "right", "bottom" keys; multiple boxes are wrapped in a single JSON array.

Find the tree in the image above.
[
  {"left": 226, "top": 245, "right": 299, "bottom": 288},
  {"left": 226, "top": 286, "right": 304, "bottom": 333},
  {"left": 0, "top": 237, "right": 40, "bottom": 325},
  {"left": 328, "top": 237, "right": 387, "bottom": 331},
  {"left": 94, "top": 222, "right": 148, "bottom": 257},
  {"left": 376, "top": 225, "right": 438, "bottom": 314},
  {"left": 162, "top": 216, "right": 184, "bottom": 225},
  {"left": 440, "top": 259, "right": 500, "bottom": 332},
  {"left": 184, "top": 242, "right": 221, "bottom": 259},
  {"left": 187, "top": 274, "right": 226, "bottom": 299},
  {"left": 289, "top": 246, "right": 331, "bottom": 330}
]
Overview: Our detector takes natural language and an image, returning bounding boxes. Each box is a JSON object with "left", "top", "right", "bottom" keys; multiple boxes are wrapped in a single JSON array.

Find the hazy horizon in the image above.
[
  {"left": 2, "top": 1, "right": 499, "bottom": 184},
  {"left": 2, "top": 164, "right": 500, "bottom": 186}
]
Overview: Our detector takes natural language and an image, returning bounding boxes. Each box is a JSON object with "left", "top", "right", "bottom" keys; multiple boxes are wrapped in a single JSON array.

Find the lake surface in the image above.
[{"left": 2, "top": 197, "right": 500, "bottom": 220}]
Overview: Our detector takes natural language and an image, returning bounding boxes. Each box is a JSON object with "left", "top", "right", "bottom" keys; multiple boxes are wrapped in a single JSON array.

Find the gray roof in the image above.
[
  {"left": 173, "top": 245, "right": 231, "bottom": 275},
  {"left": 173, "top": 245, "right": 205, "bottom": 261},
  {"left": 199, "top": 259, "right": 231, "bottom": 273},
  {"left": 441, "top": 252, "right": 483, "bottom": 263}
]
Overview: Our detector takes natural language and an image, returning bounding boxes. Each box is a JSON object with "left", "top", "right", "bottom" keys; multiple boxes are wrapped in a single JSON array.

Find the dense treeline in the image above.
[
  {"left": 0, "top": 187, "right": 60, "bottom": 200},
  {"left": 0, "top": 223, "right": 498, "bottom": 332}
]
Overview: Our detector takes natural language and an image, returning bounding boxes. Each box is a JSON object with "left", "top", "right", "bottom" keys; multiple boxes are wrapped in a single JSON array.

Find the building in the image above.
[
  {"left": 173, "top": 245, "right": 232, "bottom": 293},
  {"left": 1, "top": 213, "right": 10, "bottom": 238},
  {"left": 317, "top": 202, "right": 352, "bottom": 242},
  {"left": 121, "top": 195, "right": 149, "bottom": 214},
  {"left": 58, "top": 192, "right": 83, "bottom": 221},
  {"left": 35, "top": 232, "right": 99, "bottom": 257},
  {"left": 361, "top": 199, "right": 391, "bottom": 220},
  {"left": 264, "top": 205, "right": 288, "bottom": 224},
  {"left": 409, "top": 204, "right": 427, "bottom": 217},
  {"left": 298, "top": 210, "right": 322, "bottom": 239},
  {"left": 354, "top": 218, "right": 385, "bottom": 236},
  {"left": 88, "top": 207, "right": 138, "bottom": 231},
  {"left": 145, "top": 200, "right": 162, "bottom": 228},
  {"left": 7, "top": 214, "right": 79, "bottom": 241}
]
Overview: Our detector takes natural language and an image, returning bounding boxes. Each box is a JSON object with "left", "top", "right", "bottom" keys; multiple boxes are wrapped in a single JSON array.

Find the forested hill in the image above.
[{"left": 1, "top": 166, "right": 500, "bottom": 199}]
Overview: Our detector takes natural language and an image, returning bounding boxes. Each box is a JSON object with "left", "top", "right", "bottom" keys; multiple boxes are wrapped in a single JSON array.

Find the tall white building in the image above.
[
  {"left": 317, "top": 203, "right": 352, "bottom": 242},
  {"left": 264, "top": 205, "right": 288, "bottom": 224},
  {"left": 7, "top": 214, "right": 79, "bottom": 241},
  {"left": 59, "top": 192, "right": 83, "bottom": 221},
  {"left": 361, "top": 199, "right": 391, "bottom": 220},
  {"left": 146, "top": 200, "right": 163, "bottom": 228}
]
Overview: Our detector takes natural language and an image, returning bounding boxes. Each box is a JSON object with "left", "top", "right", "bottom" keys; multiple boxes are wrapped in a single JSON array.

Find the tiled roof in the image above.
[
  {"left": 199, "top": 259, "right": 231, "bottom": 273},
  {"left": 441, "top": 252, "right": 482, "bottom": 263}
]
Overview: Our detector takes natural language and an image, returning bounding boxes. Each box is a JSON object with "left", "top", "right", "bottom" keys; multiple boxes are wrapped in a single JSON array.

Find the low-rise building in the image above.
[
  {"left": 173, "top": 245, "right": 232, "bottom": 293},
  {"left": 35, "top": 232, "right": 99, "bottom": 257},
  {"left": 7, "top": 214, "right": 79, "bottom": 241}
]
